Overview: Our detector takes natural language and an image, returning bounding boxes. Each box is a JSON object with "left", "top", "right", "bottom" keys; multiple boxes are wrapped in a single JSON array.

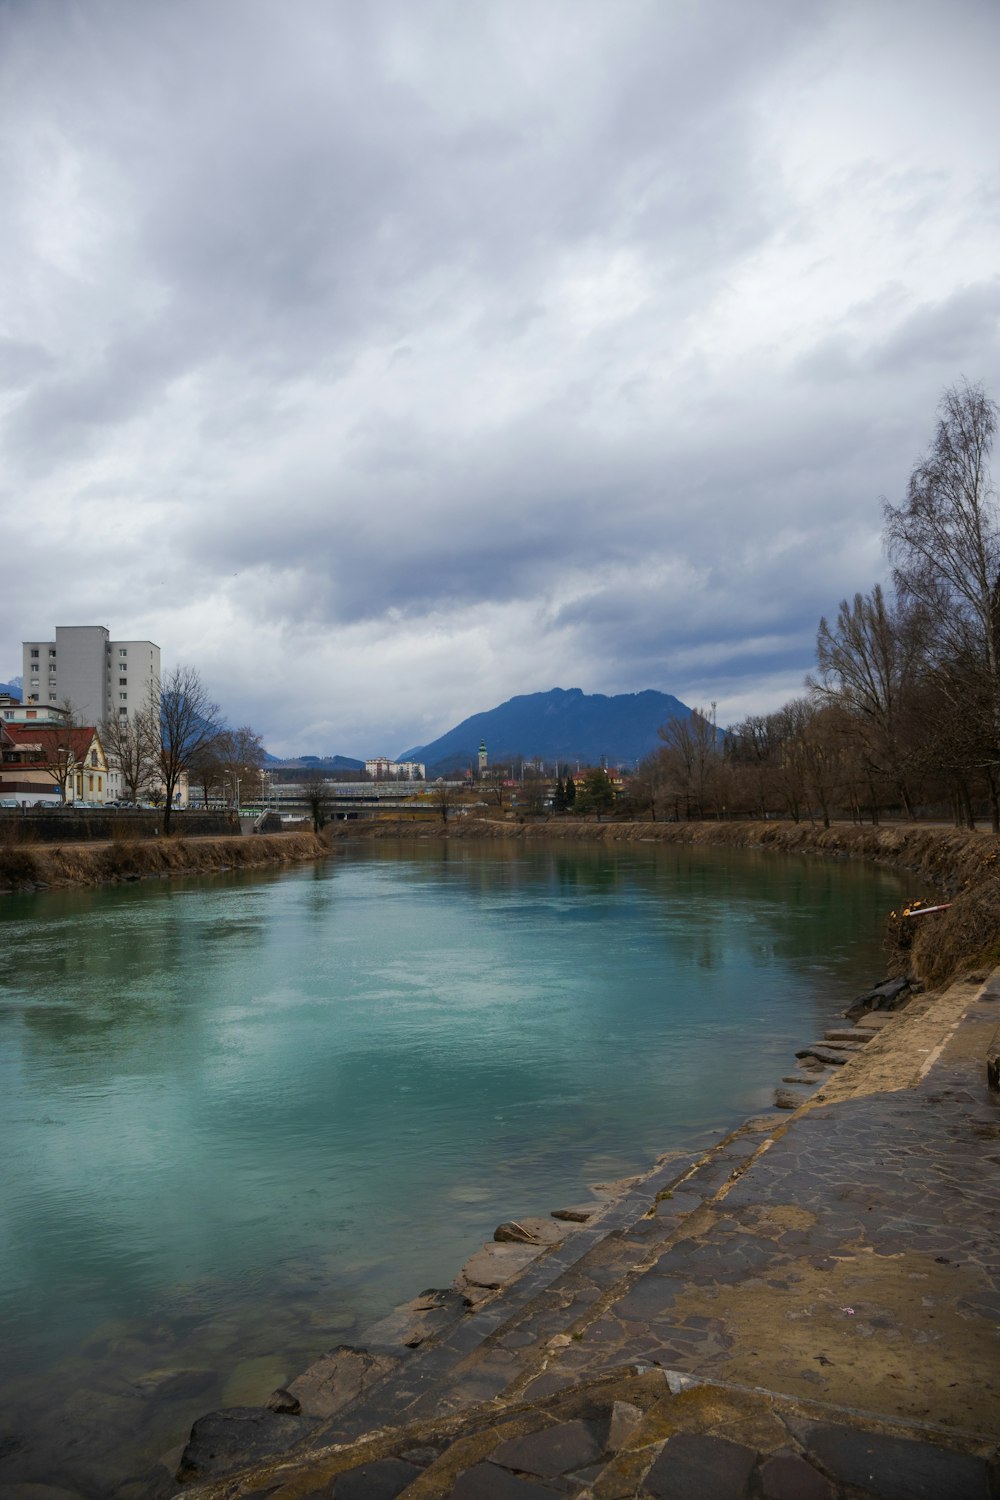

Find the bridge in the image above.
[{"left": 262, "top": 781, "right": 469, "bottom": 819}]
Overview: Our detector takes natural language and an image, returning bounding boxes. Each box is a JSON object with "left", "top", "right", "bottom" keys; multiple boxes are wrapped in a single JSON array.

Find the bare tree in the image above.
[
  {"left": 216, "top": 725, "right": 266, "bottom": 807},
  {"left": 189, "top": 740, "right": 227, "bottom": 809},
  {"left": 480, "top": 765, "right": 511, "bottom": 810},
  {"left": 884, "top": 381, "right": 999, "bottom": 825},
  {"left": 812, "top": 585, "right": 924, "bottom": 818},
  {"left": 157, "top": 667, "right": 226, "bottom": 832},
  {"left": 31, "top": 700, "right": 81, "bottom": 803},
  {"left": 300, "top": 769, "right": 330, "bottom": 832},
  {"left": 102, "top": 707, "right": 159, "bottom": 803},
  {"left": 725, "top": 714, "right": 774, "bottom": 819},
  {"left": 432, "top": 778, "right": 458, "bottom": 823},
  {"left": 659, "top": 706, "right": 720, "bottom": 819}
]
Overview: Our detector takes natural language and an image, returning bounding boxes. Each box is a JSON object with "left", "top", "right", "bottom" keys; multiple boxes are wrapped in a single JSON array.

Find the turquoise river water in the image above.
[{"left": 0, "top": 839, "right": 901, "bottom": 1494}]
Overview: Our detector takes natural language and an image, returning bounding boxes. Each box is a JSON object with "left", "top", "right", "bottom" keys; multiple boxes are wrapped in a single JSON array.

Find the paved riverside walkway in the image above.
[{"left": 176, "top": 973, "right": 1000, "bottom": 1500}]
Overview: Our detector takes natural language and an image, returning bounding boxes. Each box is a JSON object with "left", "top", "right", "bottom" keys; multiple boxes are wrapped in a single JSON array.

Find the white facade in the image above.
[
  {"left": 365, "top": 757, "right": 426, "bottom": 780},
  {"left": 23, "top": 626, "right": 160, "bottom": 730}
]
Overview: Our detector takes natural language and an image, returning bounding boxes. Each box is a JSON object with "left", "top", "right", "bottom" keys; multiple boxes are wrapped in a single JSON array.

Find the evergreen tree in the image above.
[
  {"left": 565, "top": 774, "right": 577, "bottom": 809},
  {"left": 554, "top": 774, "right": 566, "bottom": 811}
]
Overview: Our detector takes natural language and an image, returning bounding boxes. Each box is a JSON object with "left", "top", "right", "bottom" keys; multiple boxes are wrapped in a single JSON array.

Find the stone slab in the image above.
[
  {"left": 643, "top": 1431, "right": 757, "bottom": 1499},
  {"left": 494, "top": 1218, "right": 567, "bottom": 1246},
  {"left": 176, "top": 1407, "right": 319, "bottom": 1483},
  {"left": 326, "top": 1455, "right": 423, "bottom": 1498},
  {"left": 458, "top": 1243, "right": 544, "bottom": 1290},
  {"left": 801, "top": 1422, "right": 993, "bottom": 1500},
  {"left": 490, "top": 1418, "right": 603, "bottom": 1478},
  {"left": 287, "top": 1346, "right": 399, "bottom": 1419}
]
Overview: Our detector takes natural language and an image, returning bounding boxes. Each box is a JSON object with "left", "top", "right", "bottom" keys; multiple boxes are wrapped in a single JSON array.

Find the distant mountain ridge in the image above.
[
  {"left": 400, "top": 687, "right": 694, "bottom": 776},
  {"left": 0, "top": 678, "right": 21, "bottom": 699},
  {"left": 264, "top": 753, "right": 365, "bottom": 771}
]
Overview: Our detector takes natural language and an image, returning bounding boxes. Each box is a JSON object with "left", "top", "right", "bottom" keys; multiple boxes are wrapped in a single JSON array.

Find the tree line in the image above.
[
  {"left": 629, "top": 382, "right": 1000, "bottom": 831},
  {"left": 100, "top": 665, "right": 264, "bottom": 831}
]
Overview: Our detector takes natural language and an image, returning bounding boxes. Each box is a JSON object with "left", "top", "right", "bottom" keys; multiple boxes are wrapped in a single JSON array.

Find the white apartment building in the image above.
[
  {"left": 364, "top": 757, "right": 426, "bottom": 780},
  {"left": 22, "top": 626, "right": 160, "bottom": 729}
]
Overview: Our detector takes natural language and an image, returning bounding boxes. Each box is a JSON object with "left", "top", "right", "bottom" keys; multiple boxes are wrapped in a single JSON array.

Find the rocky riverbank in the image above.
[
  {"left": 328, "top": 817, "right": 1000, "bottom": 987},
  {"left": 173, "top": 965, "right": 1000, "bottom": 1499},
  {"left": 0, "top": 830, "right": 326, "bottom": 892}
]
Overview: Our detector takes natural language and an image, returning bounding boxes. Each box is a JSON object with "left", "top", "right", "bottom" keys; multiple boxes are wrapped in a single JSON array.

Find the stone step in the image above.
[
  {"left": 795, "top": 1045, "right": 852, "bottom": 1066},
  {"left": 824, "top": 1028, "right": 873, "bottom": 1044},
  {"left": 176, "top": 1125, "right": 781, "bottom": 1488}
]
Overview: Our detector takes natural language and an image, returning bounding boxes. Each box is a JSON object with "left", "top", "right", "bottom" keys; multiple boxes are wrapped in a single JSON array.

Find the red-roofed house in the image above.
[{"left": 0, "top": 723, "right": 109, "bottom": 805}]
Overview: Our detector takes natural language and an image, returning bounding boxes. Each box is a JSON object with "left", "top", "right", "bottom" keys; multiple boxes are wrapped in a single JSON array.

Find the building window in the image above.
[
  {"left": 119, "top": 693, "right": 127, "bottom": 701},
  {"left": 119, "top": 649, "right": 127, "bottom": 657},
  {"left": 49, "top": 694, "right": 57, "bottom": 702},
  {"left": 119, "top": 707, "right": 128, "bottom": 716},
  {"left": 30, "top": 649, "right": 38, "bottom": 658},
  {"left": 119, "top": 677, "right": 127, "bottom": 686}
]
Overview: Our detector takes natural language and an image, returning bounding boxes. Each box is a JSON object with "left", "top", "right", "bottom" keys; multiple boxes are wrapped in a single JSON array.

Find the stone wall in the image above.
[{"left": 0, "top": 809, "right": 240, "bottom": 843}]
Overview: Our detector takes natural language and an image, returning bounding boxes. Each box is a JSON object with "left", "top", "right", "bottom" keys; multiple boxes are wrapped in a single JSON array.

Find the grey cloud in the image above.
[
  {"left": 1, "top": 0, "right": 997, "bottom": 751},
  {"left": 0, "top": 338, "right": 53, "bottom": 390},
  {"left": 797, "top": 281, "right": 1000, "bottom": 386},
  {"left": 872, "top": 281, "right": 1000, "bottom": 373}
]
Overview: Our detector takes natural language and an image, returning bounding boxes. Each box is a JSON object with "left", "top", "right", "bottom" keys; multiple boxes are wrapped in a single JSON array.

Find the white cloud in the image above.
[{"left": 0, "top": 0, "right": 997, "bottom": 753}]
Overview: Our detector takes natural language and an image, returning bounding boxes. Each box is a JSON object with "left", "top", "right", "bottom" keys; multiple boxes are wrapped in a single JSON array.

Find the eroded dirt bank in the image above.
[
  {"left": 0, "top": 831, "right": 326, "bottom": 892},
  {"left": 329, "top": 817, "right": 1000, "bottom": 985}
]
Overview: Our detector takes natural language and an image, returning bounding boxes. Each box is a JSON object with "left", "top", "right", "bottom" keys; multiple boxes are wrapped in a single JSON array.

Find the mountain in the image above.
[
  {"left": 264, "top": 752, "right": 365, "bottom": 771},
  {"left": 0, "top": 677, "right": 22, "bottom": 699},
  {"left": 400, "top": 688, "right": 695, "bottom": 776}
]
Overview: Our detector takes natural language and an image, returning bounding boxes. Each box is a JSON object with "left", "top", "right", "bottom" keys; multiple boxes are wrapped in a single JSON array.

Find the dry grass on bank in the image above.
[
  {"left": 902, "top": 874, "right": 1000, "bottom": 987},
  {"left": 0, "top": 832, "right": 325, "bottom": 892},
  {"left": 327, "top": 816, "right": 1000, "bottom": 986}
]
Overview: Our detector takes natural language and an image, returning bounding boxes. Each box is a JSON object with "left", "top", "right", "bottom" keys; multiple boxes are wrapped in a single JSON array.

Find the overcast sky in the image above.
[{"left": 1, "top": 0, "right": 998, "bottom": 757}]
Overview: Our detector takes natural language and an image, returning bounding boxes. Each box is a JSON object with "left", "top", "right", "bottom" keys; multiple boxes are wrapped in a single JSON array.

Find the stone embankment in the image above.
[
  {"left": 172, "top": 965, "right": 1000, "bottom": 1499},
  {"left": 0, "top": 830, "right": 326, "bottom": 892}
]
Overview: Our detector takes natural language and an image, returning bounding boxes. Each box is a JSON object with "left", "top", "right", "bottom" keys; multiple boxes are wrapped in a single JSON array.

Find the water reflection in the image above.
[{"left": 0, "top": 842, "right": 899, "bottom": 1494}]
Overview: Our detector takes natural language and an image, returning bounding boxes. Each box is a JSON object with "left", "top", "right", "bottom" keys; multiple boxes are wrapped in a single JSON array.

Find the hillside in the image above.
[
  {"left": 400, "top": 687, "right": 693, "bottom": 775},
  {"left": 264, "top": 753, "right": 365, "bottom": 772}
]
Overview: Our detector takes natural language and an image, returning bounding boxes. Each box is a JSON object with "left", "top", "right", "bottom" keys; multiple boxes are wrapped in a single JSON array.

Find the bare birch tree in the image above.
[{"left": 884, "top": 380, "right": 1000, "bottom": 828}]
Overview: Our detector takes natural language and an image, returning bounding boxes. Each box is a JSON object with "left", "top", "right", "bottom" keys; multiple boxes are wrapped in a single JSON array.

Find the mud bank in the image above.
[
  {"left": 329, "top": 817, "right": 1000, "bottom": 986},
  {"left": 0, "top": 831, "right": 326, "bottom": 893}
]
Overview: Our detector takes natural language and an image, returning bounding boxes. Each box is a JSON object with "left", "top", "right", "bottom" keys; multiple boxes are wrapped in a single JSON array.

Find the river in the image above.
[{"left": 0, "top": 838, "right": 900, "bottom": 1495}]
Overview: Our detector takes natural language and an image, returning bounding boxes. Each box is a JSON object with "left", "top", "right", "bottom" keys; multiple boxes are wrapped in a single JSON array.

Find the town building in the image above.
[
  {"left": 364, "top": 757, "right": 426, "bottom": 780},
  {"left": 21, "top": 627, "right": 161, "bottom": 802},
  {"left": 0, "top": 721, "right": 109, "bottom": 805},
  {"left": 1, "top": 697, "right": 71, "bottom": 726},
  {"left": 22, "top": 626, "right": 160, "bottom": 730}
]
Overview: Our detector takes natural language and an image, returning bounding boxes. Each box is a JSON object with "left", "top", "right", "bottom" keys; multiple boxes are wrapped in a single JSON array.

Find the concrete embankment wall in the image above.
[
  {"left": 0, "top": 809, "right": 240, "bottom": 843},
  {"left": 327, "top": 817, "right": 1000, "bottom": 986},
  {"left": 0, "top": 831, "right": 326, "bottom": 893}
]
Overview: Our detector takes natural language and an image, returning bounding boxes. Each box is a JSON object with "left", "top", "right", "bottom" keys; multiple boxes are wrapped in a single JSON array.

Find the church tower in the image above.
[{"left": 478, "top": 739, "right": 488, "bottom": 774}]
